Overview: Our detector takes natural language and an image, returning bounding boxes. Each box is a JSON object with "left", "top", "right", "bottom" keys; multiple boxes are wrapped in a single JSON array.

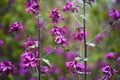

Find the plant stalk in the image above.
[{"left": 83, "top": 0, "right": 87, "bottom": 80}]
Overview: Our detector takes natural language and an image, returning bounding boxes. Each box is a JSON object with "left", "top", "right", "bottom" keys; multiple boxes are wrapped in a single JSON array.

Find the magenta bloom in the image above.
[
  {"left": 29, "top": 78, "right": 35, "bottom": 80},
  {"left": 0, "top": 40, "right": 4, "bottom": 45},
  {"left": 50, "top": 64, "right": 60, "bottom": 74},
  {"left": 101, "top": 65, "right": 118, "bottom": 77},
  {"left": 49, "top": 8, "right": 64, "bottom": 23},
  {"left": 65, "top": 51, "right": 78, "bottom": 60},
  {"left": 25, "top": 1, "right": 39, "bottom": 14},
  {"left": 65, "top": 61, "right": 84, "bottom": 76},
  {"left": 50, "top": 25, "right": 67, "bottom": 36},
  {"left": 71, "top": 30, "right": 88, "bottom": 41},
  {"left": 89, "top": 0, "right": 95, "bottom": 2},
  {"left": 117, "top": 57, "right": 120, "bottom": 61},
  {"left": 9, "top": 22, "right": 24, "bottom": 33},
  {"left": 50, "top": 25, "right": 61, "bottom": 36},
  {"left": 22, "top": 39, "right": 38, "bottom": 49},
  {"left": 57, "top": 76, "right": 66, "bottom": 80},
  {"left": 62, "top": 1, "right": 78, "bottom": 13},
  {"left": 108, "top": 9, "right": 120, "bottom": 19},
  {"left": 20, "top": 51, "right": 39, "bottom": 68},
  {"left": 40, "top": 65, "right": 50, "bottom": 74},
  {"left": 0, "top": 60, "right": 15, "bottom": 73},
  {"left": 55, "top": 35, "right": 68, "bottom": 46},
  {"left": 104, "top": 52, "right": 115, "bottom": 59}
]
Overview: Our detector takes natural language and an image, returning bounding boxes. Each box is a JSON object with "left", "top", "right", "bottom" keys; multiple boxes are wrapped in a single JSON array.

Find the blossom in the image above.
[
  {"left": 104, "top": 52, "right": 115, "bottom": 59},
  {"left": 20, "top": 51, "right": 39, "bottom": 68},
  {"left": 108, "top": 9, "right": 120, "bottom": 19},
  {"left": 65, "top": 61, "right": 84, "bottom": 76},
  {"left": 50, "top": 25, "right": 67, "bottom": 36},
  {"left": 29, "top": 78, "right": 35, "bottom": 80},
  {"left": 0, "top": 40, "right": 4, "bottom": 45},
  {"left": 25, "top": 1, "right": 39, "bottom": 14},
  {"left": 89, "top": 0, "right": 95, "bottom": 2},
  {"left": 22, "top": 39, "right": 38, "bottom": 50},
  {"left": 101, "top": 65, "right": 118, "bottom": 77},
  {"left": 64, "top": 51, "right": 78, "bottom": 60},
  {"left": 62, "top": 1, "right": 78, "bottom": 13},
  {"left": 55, "top": 35, "right": 68, "bottom": 46},
  {"left": 50, "top": 25, "right": 61, "bottom": 35},
  {"left": 94, "top": 33, "right": 108, "bottom": 43},
  {"left": 0, "top": 60, "right": 15, "bottom": 73},
  {"left": 40, "top": 65, "right": 50, "bottom": 74},
  {"left": 117, "top": 57, "right": 120, "bottom": 61},
  {"left": 57, "top": 76, "right": 66, "bottom": 80},
  {"left": 9, "top": 22, "right": 24, "bottom": 33},
  {"left": 71, "top": 30, "right": 88, "bottom": 41},
  {"left": 49, "top": 8, "right": 64, "bottom": 23}
]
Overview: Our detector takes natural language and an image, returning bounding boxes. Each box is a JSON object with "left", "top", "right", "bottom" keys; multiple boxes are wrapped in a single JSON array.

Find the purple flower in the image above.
[
  {"left": 49, "top": 8, "right": 64, "bottom": 23},
  {"left": 43, "top": 45, "right": 53, "bottom": 53},
  {"left": 25, "top": 1, "right": 39, "bottom": 15},
  {"left": 54, "top": 47, "right": 64, "bottom": 54},
  {"left": 104, "top": 52, "right": 115, "bottom": 59},
  {"left": 50, "top": 25, "right": 61, "bottom": 35},
  {"left": 20, "top": 51, "right": 39, "bottom": 68},
  {"left": 0, "top": 60, "right": 15, "bottom": 73},
  {"left": 0, "top": 40, "right": 4, "bottom": 45},
  {"left": 101, "top": 65, "right": 118, "bottom": 77},
  {"left": 50, "top": 64, "right": 60, "bottom": 74},
  {"left": 40, "top": 65, "right": 50, "bottom": 74},
  {"left": 9, "top": 22, "right": 24, "bottom": 33},
  {"left": 55, "top": 35, "right": 68, "bottom": 46},
  {"left": 64, "top": 51, "right": 78, "bottom": 60},
  {"left": 22, "top": 39, "right": 38, "bottom": 50},
  {"left": 108, "top": 9, "right": 120, "bottom": 19},
  {"left": 29, "top": 77, "right": 35, "bottom": 80},
  {"left": 94, "top": 33, "right": 108, "bottom": 43},
  {"left": 65, "top": 61, "right": 84, "bottom": 76},
  {"left": 71, "top": 30, "right": 88, "bottom": 41},
  {"left": 97, "top": 59, "right": 108, "bottom": 68},
  {"left": 62, "top": 1, "right": 78, "bottom": 13},
  {"left": 117, "top": 57, "right": 120, "bottom": 61},
  {"left": 89, "top": 0, "right": 95, "bottom": 2},
  {"left": 57, "top": 76, "right": 66, "bottom": 80},
  {"left": 50, "top": 25, "right": 67, "bottom": 36}
]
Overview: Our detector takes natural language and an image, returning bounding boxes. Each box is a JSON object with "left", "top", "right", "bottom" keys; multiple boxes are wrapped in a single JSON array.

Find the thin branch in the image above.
[{"left": 83, "top": 0, "right": 87, "bottom": 80}]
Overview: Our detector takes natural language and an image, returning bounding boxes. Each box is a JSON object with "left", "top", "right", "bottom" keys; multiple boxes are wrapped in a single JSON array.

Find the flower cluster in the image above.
[
  {"left": 108, "top": 9, "right": 120, "bottom": 19},
  {"left": 71, "top": 29, "right": 88, "bottom": 41},
  {"left": 55, "top": 35, "right": 68, "bottom": 47},
  {"left": 65, "top": 60, "right": 84, "bottom": 76},
  {"left": 62, "top": 1, "right": 78, "bottom": 13},
  {"left": 101, "top": 65, "right": 118, "bottom": 79},
  {"left": 104, "top": 52, "right": 115, "bottom": 59},
  {"left": 25, "top": 0, "right": 39, "bottom": 15},
  {"left": 0, "top": 60, "right": 15, "bottom": 73},
  {"left": 40, "top": 65, "right": 50, "bottom": 74},
  {"left": 9, "top": 22, "right": 24, "bottom": 33},
  {"left": 50, "top": 25, "right": 67, "bottom": 36},
  {"left": 50, "top": 25, "right": 68, "bottom": 46},
  {"left": 20, "top": 51, "right": 39, "bottom": 68},
  {"left": 22, "top": 39, "right": 38, "bottom": 50},
  {"left": 49, "top": 8, "right": 64, "bottom": 23}
]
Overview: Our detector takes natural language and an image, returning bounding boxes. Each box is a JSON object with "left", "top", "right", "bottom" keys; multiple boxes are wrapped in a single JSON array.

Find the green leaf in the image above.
[
  {"left": 86, "top": 42, "right": 96, "bottom": 47},
  {"left": 86, "top": 2, "right": 93, "bottom": 7},
  {"left": 37, "top": 14, "right": 43, "bottom": 20},
  {"left": 63, "top": 46, "right": 70, "bottom": 52},
  {"left": 42, "top": 58, "right": 51, "bottom": 67}
]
